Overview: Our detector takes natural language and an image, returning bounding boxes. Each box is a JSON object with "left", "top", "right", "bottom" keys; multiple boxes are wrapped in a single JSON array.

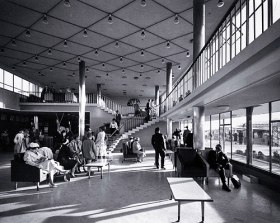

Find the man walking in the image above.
[{"left": 151, "top": 127, "right": 166, "bottom": 169}]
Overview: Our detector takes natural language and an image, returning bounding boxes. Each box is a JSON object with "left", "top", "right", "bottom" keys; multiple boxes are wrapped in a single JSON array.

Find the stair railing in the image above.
[{"left": 122, "top": 116, "right": 146, "bottom": 132}]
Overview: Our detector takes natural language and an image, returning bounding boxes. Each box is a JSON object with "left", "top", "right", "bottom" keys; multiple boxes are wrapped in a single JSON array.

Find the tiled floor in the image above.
[{"left": 0, "top": 150, "right": 280, "bottom": 223}]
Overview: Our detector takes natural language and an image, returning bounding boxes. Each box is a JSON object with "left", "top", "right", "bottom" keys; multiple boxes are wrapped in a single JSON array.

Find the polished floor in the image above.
[{"left": 0, "top": 149, "right": 280, "bottom": 223}]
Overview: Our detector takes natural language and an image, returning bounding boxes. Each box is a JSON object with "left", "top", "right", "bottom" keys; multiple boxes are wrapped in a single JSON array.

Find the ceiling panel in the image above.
[
  {"left": 115, "top": 0, "right": 173, "bottom": 27},
  {"left": 128, "top": 64, "right": 155, "bottom": 73},
  {"left": 17, "top": 62, "right": 48, "bottom": 70},
  {"left": 83, "top": 50, "right": 118, "bottom": 62},
  {"left": 8, "top": 0, "right": 61, "bottom": 13},
  {"left": 26, "top": 56, "right": 59, "bottom": 67},
  {"left": 79, "top": 0, "right": 133, "bottom": 13},
  {"left": 70, "top": 30, "right": 113, "bottom": 49},
  {"left": 40, "top": 49, "right": 75, "bottom": 61},
  {"left": 50, "top": 0, "right": 107, "bottom": 27},
  {"left": 126, "top": 50, "right": 159, "bottom": 63},
  {"left": 179, "top": 8, "right": 193, "bottom": 25},
  {"left": 146, "top": 58, "right": 169, "bottom": 69},
  {"left": 2, "top": 48, "right": 32, "bottom": 61},
  {"left": 0, "top": 56, "right": 20, "bottom": 66},
  {"left": 68, "top": 57, "right": 100, "bottom": 67},
  {"left": 7, "top": 40, "right": 46, "bottom": 55},
  {"left": 121, "top": 31, "right": 165, "bottom": 49},
  {"left": 0, "top": 36, "right": 11, "bottom": 46},
  {"left": 0, "top": 1, "right": 41, "bottom": 27},
  {"left": 107, "top": 57, "right": 138, "bottom": 68},
  {"left": 153, "top": 0, "right": 193, "bottom": 13},
  {"left": 55, "top": 62, "right": 78, "bottom": 71},
  {"left": 17, "top": 30, "right": 62, "bottom": 48},
  {"left": 92, "top": 63, "right": 119, "bottom": 72},
  {"left": 89, "top": 16, "right": 139, "bottom": 39},
  {"left": 146, "top": 41, "right": 184, "bottom": 57},
  {"left": 147, "top": 16, "right": 193, "bottom": 40},
  {"left": 172, "top": 34, "right": 193, "bottom": 51},
  {"left": 53, "top": 41, "right": 92, "bottom": 55},
  {"left": 0, "top": 21, "right": 25, "bottom": 38},
  {"left": 32, "top": 16, "right": 81, "bottom": 39},
  {"left": 100, "top": 41, "right": 138, "bottom": 56}
]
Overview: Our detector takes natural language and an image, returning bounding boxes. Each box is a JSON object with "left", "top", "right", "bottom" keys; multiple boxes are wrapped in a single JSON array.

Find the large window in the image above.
[
  {"left": 252, "top": 103, "right": 270, "bottom": 171},
  {"left": 0, "top": 68, "right": 3, "bottom": 88},
  {"left": 205, "top": 116, "right": 211, "bottom": 148},
  {"left": 4, "top": 71, "right": 13, "bottom": 91},
  {"left": 220, "top": 112, "right": 231, "bottom": 156},
  {"left": 273, "top": 0, "right": 280, "bottom": 23},
  {"left": 272, "top": 101, "right": 280, "bottom": 175},
  {"left": 211, "top": 114, "right": 220, "bottom": 147},
  {"left": 232, "top": 109, "right": 247, "bottom": 163}
]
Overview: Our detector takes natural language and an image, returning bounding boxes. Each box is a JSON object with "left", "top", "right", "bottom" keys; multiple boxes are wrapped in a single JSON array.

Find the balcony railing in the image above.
[
  {"left": 20, "top": 92, "right": 134, "bottom": 115},
  {"left": 159, "top": 0, "right": 280, "bottom": 115}
]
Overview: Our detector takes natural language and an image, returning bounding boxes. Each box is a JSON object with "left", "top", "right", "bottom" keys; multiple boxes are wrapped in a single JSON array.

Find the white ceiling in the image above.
[{"left": 0, "top": 0, "right": 234, "bottom": 99}]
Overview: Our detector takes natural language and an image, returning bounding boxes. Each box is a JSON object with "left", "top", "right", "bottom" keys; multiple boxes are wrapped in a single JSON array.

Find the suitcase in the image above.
[{"left": 231, "top": 175, "right": 241, "bottom": 188}]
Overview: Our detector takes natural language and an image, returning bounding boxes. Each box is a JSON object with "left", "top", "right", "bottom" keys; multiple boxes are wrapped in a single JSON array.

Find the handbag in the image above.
[{"left": 231, "top": 175, "right": 241, "bottom": 189}]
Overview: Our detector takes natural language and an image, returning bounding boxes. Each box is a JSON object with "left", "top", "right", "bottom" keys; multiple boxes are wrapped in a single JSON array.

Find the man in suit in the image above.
[
  {"left": 151, "top": 127, "right": 166, "bottom": 169},
  {"left": 208, "top": 144, "right": 231, "bottom": 192}
]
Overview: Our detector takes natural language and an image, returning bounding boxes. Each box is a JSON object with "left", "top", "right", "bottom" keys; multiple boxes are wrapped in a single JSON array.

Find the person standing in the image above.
[
  {"left": 95, "top": 127, "right": 107, "bottom": 159},
  {"left": 183, "top": 126, "right": 190, "bottom": 146},
  {"left": 115, "top": 110, "right": 122, "bottom": 129},
  {"left": 151, "top": 127, "right": 166, "bottom": 169}
]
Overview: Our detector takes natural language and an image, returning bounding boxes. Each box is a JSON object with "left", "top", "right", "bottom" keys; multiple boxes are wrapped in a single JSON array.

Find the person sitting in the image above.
[
  {"left": 68, "top": 134, "right": 83, "bottom": 173},
  {"left": 109, "top": 118, "right": 118, "bottom": 136},
  {"left": 57, "top": 141, "right": 78, "bottom": 178},
  {"left": 82, "top": 132, "right": 97, "bottom": 174},
  {"left": 23, "top": 142, "right": 68, "bottom": 187},
  {"left": 208, "top": 144, "right": 231, "bottom": 192},
  {"left": 132, "top": 137, "right": 145, "bottom": 162}
]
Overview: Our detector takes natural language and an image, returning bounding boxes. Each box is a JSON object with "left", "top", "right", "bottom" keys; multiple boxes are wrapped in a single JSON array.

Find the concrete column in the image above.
[
  {"left": 97, "top": 83, "right": 101, "bottom": 105},
  {"left": 155, "top": 85, "right": 159, "bottom": 116},
  {"left": 159, "top": 96, "right": 162, "bottom": 116},
  {"left": 193, "top": 106, "right": 205, "bottom": 150},
  {"left": 79, "top": 61, "right": 86, "bottom": 140},
  {"left": 166, "top": 62, "right": 172, "bottom": 110},
  {"left": 193, "top": 0, "right": 205, "bottom": 89},
  {"left": 167, "top": 118, "right": 173, "bottom": 139},
  {"left": 246, "top": 107, "right": 254, "bottom": 165}
]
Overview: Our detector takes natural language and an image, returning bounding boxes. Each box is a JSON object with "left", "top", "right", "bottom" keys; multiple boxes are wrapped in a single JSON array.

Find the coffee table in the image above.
[
  {"left": 167, "top": 177, "right": 213, "bottom": 222},
  {"left": 85, "top": 159, "right": 110, "bottom": 179}
]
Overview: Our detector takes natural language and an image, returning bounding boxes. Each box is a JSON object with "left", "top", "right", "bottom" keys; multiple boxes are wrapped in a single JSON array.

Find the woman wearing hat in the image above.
[{"left": 24, "top": 142, "right": 68, "bottom": 187}]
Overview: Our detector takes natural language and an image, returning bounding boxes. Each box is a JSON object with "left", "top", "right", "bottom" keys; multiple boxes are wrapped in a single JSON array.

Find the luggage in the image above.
[{"left": 231, "top": 175, "right": 241, "bottom": 188}]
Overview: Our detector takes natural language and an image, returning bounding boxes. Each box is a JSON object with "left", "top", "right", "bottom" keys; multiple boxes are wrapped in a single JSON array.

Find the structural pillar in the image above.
[
  {"left": 155, "top": 85, "right": 159, "bottom": 117},
  {"left": 193, "top": 106, "right": 205, "bottom": 150},
  {"left": 246, "top": 107, "right": 254, "bottom": 165},
  {"left": 166, "top": 62, "right": 173, "bottom": 111},
  {"left": 97, "top": 83, "right": 101, "bottom": 105},
  {"left": 79, "top": 61, "right": 86, "bottom": 140},
  {"left": 193, "top": 0, "right": 205, "bottom": 89},
  {"left": 167, "top": 118, "right": 172, "bottom": 140}
]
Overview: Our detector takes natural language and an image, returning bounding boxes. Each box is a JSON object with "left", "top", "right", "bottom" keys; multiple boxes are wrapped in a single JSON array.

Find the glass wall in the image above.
[
  {"left": 205, "top": 116, "right": 211, "bottom": 148},
  {"left": 0, "top": 67, "right": 41, "bottom": 97},
  {"left": 232, "top": 109, "right": 247, "bottom": 163},
  {"left": 252, "top": 103, "right": 270, "bottom": 171},
  {"left": 211, "top": 114, "right": 220, "bottom": 147},
  {"left": 219, "top": 112, "right": 231, "bottom": 156},
  {"left": 271, "top": 101, "right": 280, "bottom": 175}
]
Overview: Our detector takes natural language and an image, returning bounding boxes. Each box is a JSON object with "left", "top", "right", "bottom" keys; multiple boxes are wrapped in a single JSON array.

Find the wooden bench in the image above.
[{"left": 167, "top": 177, "right": 213, "bottom": 222}]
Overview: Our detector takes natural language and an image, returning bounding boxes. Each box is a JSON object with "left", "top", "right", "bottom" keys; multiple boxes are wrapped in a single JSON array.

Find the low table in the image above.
[
  {"left": 167, "top": 177, "right": 213, "bottom": 222},
  {"left": 85, "top": 159, "right": 110, "bottom": 179}
]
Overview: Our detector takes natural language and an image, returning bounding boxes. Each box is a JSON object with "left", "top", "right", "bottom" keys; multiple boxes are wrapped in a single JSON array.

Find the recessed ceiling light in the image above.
[
  {"left": 42, "top": 14, "right": 48, "bottom": 24},
  {"left": 166, "top": 41, "right": 170, "bottom": 48},
  {"left": 157, "top": 69, "right": 160, "bottom": 73},
  {"left": 108, "top": 14, "right": 113, "bottom": 24},
  {"left": 139, "top": 73, "right": 142, "bottom": 77},
  {"left": 25, "top": 29, "right": 31, "bottom": 37},
  {"left": 95, "top": 49, "right": 99, "bottom": 56},
  {"left": 174, "top": 14, "right": 179, "bottom": 24},
  {"left": 140, "top": 50, "right": 144, "bottom": 56},
  {"left": 140, "top": 64, "right": 144, "bottom": 68},
  {"left": 102, "top": 63, "right": 105, "bottom": 67},
  {"left": 115, "top": 41, "right": 119, "bottom": 48},
  {"left": 34, "top": 55, "right": 39, "bottom": 61},
  {"left": 83, "top": 29, "right": 88, "bottom": 37},
  {"left": 63, "top": 40, "right": 68, "bottom": 47},
  {"left": 48, "top": 48, "right": 52, "bottom": 55},
  {"left": 140, "top": 29, "right": 146, "bottom": 38},
  {"left": 64, "top": 0, "right": 71, "bottom": 7},
  {"left": 217, "top": 0, "right": 224, "bottom": 8},
  {"left": 141, "top": 0, "right": 146, "bottom": 7},
  {"left": 106, "top": 73, "right": 109, "bottom": 76},
  {"left": 11, "top": 39, "right": 16, "bottom": 46}
]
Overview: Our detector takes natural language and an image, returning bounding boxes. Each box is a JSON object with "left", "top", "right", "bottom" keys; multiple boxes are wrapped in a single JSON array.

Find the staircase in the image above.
[{"left": 106, "top": 118, "right": 160, "bottom": 152}]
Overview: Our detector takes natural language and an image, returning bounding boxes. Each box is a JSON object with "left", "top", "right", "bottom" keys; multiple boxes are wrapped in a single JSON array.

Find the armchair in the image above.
[
  {"left": 122, "top": 142, "right": 138, "bottom": 163},
  {"left": 176, "top": 148, "right": 207, "bottom": 178},
  {"left": 200, "top": 148, "right": 233, "bottom": 185}
]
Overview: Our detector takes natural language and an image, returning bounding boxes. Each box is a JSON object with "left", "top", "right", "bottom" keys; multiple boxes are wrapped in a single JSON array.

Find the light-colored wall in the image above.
[
  {"left": 130, "top": 120, "right": 167, "bottom": 148},
  {"left": 112, "top": 96, "right": 150, "bottom": 108},
  {"left": 0, "top": 88, "right": 20, "bottom": 110}
]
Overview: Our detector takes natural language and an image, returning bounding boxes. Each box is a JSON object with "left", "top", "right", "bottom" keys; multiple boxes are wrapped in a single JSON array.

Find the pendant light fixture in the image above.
[
  {"left": 23, "top": 61, "right": 27, "bottom": 66},
  {"left": 42, "top": 14, "right": 48, "bottom": 24},
  {"left": 141, "top": 0, "right": 146, "bottom": 7},
  {"left": 64, "top": 0, "right": 71, "bottom": 7},
  {"left": 102, "top": 63, "right": 105, "bottom": 68},
  {"left": 140, "top": 29, "right": 146, "bottom": 39},
  {"left": 217, "top": 0, "right": 224, "bottom": 8},
  {"left": 77, "top": 56, "right": 81, "bottom": 62},
  {"left": 95, "top": 49, "right": 99, "bottom": 56},
  {"left": 108, "top": 14, "right": 113, "bottom": 24},
  {"left": 83, "top": 29, "right": 88, "bottom": 37},
  {"left": 120, "top": 57, "right": 123, "bottom": 63},
  {"left": 63, "top": 62, "right": 66, "bottom": 67},
  {"left": 166, "top": 41, "right": 170, "bottom": 48},
  {"left": 48, "top": 48, "right": 52, "bottom": 55},
  {"left": 140, "top": 64, "right": 144, "bottom": 68},
  {"left": 161, "top": 58, "right": 165, "bottom": 63},
  {"left": 50, "top": 67, "right": 53, "bottom": 72},
  {"left": 63, "top": 40, "right": 68, "bottom": 47},
  {"left": 115, "top": 41, "right": 119, "bottom": 48},
  {"left": 34, "top": 55, "right": 39, "bottom": 61},
  {"left": 174, "top": 14, "right": 179, "bottom": 24},
  {"left": 0, "top": 48, "right": 4, "bottom": 53},
  {"left": 140, "top": 50, "right": 144, "bottom": 56},
  {"left": 178, "top": 65, "right": 181, "bottom": 70},
  {"left": 186, "top": 50, "right": 190, "bottom": 57},
  {"left": 11, "top": 39, "right": 16, "bottom": 46},
  {"left": 86, "top": 67, "right": 89, "bottom": 72},
  {"left": 25, "top": 29, "right": 31, "bottom": 37}
]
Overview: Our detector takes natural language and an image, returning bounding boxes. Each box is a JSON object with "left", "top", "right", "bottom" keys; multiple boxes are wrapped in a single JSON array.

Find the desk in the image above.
[
  {"left": 167, "top": 177, "right": 213, "bottom": 222},
  {"left": 85, "top": 159, "right": 110, "bottom": 179}
]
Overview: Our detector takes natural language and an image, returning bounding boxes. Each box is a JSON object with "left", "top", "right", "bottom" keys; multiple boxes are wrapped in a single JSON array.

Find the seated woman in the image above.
[
  {"left": 132, "top": 137, "right": 146, "bottom": 162},
  {"left": 109, "top": 118, "right": 118, "bottom": 136},
  {"left": 68, "top": 134, "right": 83, "bottom": 173},
  {"left": 57, "top": 141, "right": 78, "bottom": 178},
  {"left": 23, "top": 142, "right": 68, "bottom": 187}
]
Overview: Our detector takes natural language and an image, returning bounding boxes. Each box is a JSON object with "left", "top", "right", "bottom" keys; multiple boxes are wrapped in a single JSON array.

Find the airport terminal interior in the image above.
[{"left": 0, "top": 0, "right": 280, "bottom": 222}]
